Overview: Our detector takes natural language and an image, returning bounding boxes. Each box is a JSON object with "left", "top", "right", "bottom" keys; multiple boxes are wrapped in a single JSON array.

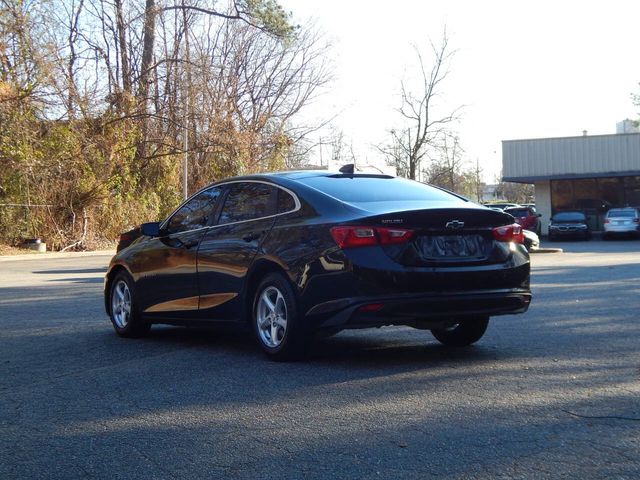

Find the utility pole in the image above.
[
  {"left": 407, "top": 128, "right": 413, "bottom": 179},
  {"left": 475, "top": 157, "right": 482, "bottom": 202},
  {"left": 183, "top": 111, "right": 188, "bottom": 200},
  {"left": 182, "top": 0, "right": 191, "bottom": 200}
]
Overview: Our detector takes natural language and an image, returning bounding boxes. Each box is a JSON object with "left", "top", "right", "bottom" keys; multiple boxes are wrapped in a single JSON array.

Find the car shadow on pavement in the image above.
[
  {"left": 47, "top": 276, "right": 105, "bottom": 284},
  {"left": 32, "top": 267, "right": 108, "bottom": 275}
]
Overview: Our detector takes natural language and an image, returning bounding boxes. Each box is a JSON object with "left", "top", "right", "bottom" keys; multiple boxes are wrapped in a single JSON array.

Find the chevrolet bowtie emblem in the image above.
[{"left": 445, "top": 220, "right": 465, "bottom": 230}]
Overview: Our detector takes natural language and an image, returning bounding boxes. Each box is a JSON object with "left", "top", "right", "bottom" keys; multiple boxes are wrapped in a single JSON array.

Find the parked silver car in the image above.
[
  {"left": 603, "top": 207, "right": 640, "bottom": 239},
  {"left": 523, "top": 230, "right": 540, "bottom": 251}
]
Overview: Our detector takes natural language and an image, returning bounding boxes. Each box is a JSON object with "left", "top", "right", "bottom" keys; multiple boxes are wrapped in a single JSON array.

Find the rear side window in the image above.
[
  {"left": 218, "top": 182, "right": 276, "bottom": 225},
  {"left": 300, "top": 176, "right": 464, "bottom": 203},
  {"left": 166, "top": 187, "right": 222, "bottom": 233},
  {"left": 277, "top": 189, "right": 297, "bottom": 213}
]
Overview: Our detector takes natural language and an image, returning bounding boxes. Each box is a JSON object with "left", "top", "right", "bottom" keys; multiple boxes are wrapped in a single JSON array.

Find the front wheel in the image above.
[
  {"left": 431, "top": 317, "right": 489, "bottom": 347},
  {"left": 109, "top": 272, "right": 151, "bottom": 338},
  {"left": 252, "top": 273, "right": 309, "bottom": 361}
]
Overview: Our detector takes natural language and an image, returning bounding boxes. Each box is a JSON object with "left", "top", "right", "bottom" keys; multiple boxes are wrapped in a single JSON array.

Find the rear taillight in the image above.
[
  {"left": 330, "top": 226, "right": 413, "bottom": 249},
  {"left": 634, "top": 218, "right": 639, "bottom": 223},
  {"left": 358, "top": 303, "right": 384, "bottom": 313},
  {"left": 604, "top": 219, "right": 610, "bottom": 224},
  {"left": 492, "top": 224, "right": 524, "bottom": 244}
]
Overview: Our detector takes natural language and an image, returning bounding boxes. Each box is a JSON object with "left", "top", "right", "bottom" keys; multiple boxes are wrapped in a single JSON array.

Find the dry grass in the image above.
[
  {"left": 0, "top": 240, "right": 116, "bottom": 256},
  {"left": 0, "top": 245, "right": 37, "bottom": 256}
]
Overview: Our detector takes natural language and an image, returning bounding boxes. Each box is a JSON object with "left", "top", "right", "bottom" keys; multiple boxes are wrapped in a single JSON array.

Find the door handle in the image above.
[{"left": 242, "top": 232, "right": 262, "bottom": 242}]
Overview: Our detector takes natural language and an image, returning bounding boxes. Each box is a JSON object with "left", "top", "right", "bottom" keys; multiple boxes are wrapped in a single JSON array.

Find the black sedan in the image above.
[
  {"left": 548, "top": 211, "right": 591, "bottom": 240},
  {"left": 105, "top": 170, "right": 531, "bottom": 360}
]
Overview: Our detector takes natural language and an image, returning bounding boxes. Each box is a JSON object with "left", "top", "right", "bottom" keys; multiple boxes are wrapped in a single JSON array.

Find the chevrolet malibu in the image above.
[{"left": 105, "top": 170, "right": 531, "bottom": 360}]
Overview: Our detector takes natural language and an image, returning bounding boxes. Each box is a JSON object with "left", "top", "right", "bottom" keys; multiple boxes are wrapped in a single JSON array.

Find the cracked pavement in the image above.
[{"left": 1, "top": 240, "right": 639, "bottom": 479}]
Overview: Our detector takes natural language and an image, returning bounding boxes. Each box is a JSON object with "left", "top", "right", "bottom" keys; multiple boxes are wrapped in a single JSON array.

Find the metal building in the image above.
[{"left": 502, "top": 130, "right": 640, "bottom": 234}]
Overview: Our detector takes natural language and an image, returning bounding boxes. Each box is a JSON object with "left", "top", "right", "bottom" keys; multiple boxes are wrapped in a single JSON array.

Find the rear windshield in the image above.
[
  {"left": 505, "top": 208, "right": 530, "bottom": 218},
  {"left": 553, "top": 212, "right": 586, "bottom": 222},
  {"left": 300, "top": 176, "right": 463, "bottom": 203},
  {"left": 607, "top": 209, "right": 636, "bottom": 218}
]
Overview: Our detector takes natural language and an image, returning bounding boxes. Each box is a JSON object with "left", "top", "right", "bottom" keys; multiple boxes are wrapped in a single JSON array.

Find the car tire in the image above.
[
  {"left": 109, "top": 271, "right": 151, "bottom": 338},
  {"left": 252, "top": 273, "right": 308, "bottom": 361},
  {"left": 431, "top": 317, "right": 490, "bottom": 347}
]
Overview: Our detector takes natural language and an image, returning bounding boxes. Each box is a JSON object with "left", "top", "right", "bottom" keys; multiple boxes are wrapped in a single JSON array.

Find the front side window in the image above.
[
  {"left": 166, "top": 187, "right": 222, "bottom": 233},
  {"left": 218, "top": 183, "right": 276, "bottom": 225}
]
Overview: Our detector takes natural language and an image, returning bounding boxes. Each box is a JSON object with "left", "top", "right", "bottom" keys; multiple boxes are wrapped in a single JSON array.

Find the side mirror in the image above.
[
  {"left": 141, "top": 221, "right": 161, "bottom": 237},
  {"left": 537, "top": 213, "right": 542, "bottom": 218}
]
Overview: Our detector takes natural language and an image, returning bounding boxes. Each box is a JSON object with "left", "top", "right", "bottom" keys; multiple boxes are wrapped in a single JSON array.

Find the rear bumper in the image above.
[
  {"left": 604, "top": 225, "right": 640, "bottom": 234},
  {"left": 306, "top": 289, "right": 531, "bottom": 330}
]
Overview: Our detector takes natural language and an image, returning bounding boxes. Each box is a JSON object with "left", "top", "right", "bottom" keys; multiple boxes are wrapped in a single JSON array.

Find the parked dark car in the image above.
[
  {"left": 504, "top": 206, "right": 542, "bottom": 235},
  {"left": 105, "top": 171, "right": 532, "bottom": 360},
  {"left": 548, "top": 211, "right": 591, "bottom": 240}
]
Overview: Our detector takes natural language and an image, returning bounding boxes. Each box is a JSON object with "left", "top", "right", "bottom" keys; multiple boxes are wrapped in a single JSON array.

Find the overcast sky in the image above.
[{"left": 280, "top": 0, "right": 640, "bottom": 181}]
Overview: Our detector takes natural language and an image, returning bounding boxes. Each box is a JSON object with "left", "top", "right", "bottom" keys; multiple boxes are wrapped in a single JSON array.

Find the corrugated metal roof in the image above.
[{"left": 502, "top": 133, "right": 640, "bottom": 182}]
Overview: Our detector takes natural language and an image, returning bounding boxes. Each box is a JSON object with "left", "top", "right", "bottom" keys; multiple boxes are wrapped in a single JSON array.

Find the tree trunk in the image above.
[
  {"left": 136, "top": 0, "right": 156, "bottom": 160},
  {"left": 114, "top": 0, "right": 131, "bottom": 110}
]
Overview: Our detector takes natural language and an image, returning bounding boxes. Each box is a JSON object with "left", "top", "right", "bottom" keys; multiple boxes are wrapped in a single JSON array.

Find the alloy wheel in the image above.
[
  {"left": 111, "top": 279, "right": 132, "bottom": 328},
  {"left": 256, "top": 286, "right": 288, "bottom": 348}
]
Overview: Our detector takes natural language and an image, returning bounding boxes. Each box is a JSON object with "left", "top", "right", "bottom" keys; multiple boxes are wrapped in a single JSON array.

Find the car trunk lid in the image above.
[{"left": 348, "top": 205, "right": 517, "bottom": 267}]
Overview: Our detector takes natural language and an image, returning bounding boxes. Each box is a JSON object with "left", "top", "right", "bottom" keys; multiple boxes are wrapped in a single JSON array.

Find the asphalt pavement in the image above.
[{"left": 1, "top": 240, "right": 639, "bottom": 479}]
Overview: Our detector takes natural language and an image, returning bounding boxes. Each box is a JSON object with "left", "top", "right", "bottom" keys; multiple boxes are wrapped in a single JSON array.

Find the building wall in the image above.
[
  {"left": 503, "top": 133, "right": 640, "bottom": 180},
  {"left": 534, "top": 180, "right": 552, "bottom": 234}
]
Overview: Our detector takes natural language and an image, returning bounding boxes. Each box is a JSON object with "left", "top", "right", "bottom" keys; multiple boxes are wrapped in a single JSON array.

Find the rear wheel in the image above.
[
  {"left": 252, "top": 273, "right": 308, "bottom": 361},
  {"left": 431, "top": 317, "right": 489, "bottom": 347},
  {"left": 109, "top": 272, "right": 151, "bottom": 338}
]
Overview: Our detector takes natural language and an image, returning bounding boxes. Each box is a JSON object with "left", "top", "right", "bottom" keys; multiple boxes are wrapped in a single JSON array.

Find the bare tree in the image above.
[
  {"left": 494, "top": 178, "right": 534, "bottom": 204},
  {"left": 430, "top": 133, "right": 464, "bottom": 191},
  {"left": 327, "top": 127, "right": 355, "bottom": 165},
  {"left": 0, "top": 0, "right": 334, "bottom": 249},
  {"left": 378, "top": 30, "right": 461, "bottom": 180}
]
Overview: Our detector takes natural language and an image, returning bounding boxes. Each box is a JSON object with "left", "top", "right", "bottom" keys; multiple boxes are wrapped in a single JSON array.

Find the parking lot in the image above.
[{"left": 1, "top": 239, "right": 639, "bottom": 479}]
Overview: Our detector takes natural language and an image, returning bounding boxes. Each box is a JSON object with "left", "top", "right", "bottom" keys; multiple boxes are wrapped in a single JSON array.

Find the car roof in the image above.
[
  {"left": 212, "top": 170, "right": 394, "bottom": 183},
  {"left": 607, "top": 207, "right": 639, "bottom": 213}
]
